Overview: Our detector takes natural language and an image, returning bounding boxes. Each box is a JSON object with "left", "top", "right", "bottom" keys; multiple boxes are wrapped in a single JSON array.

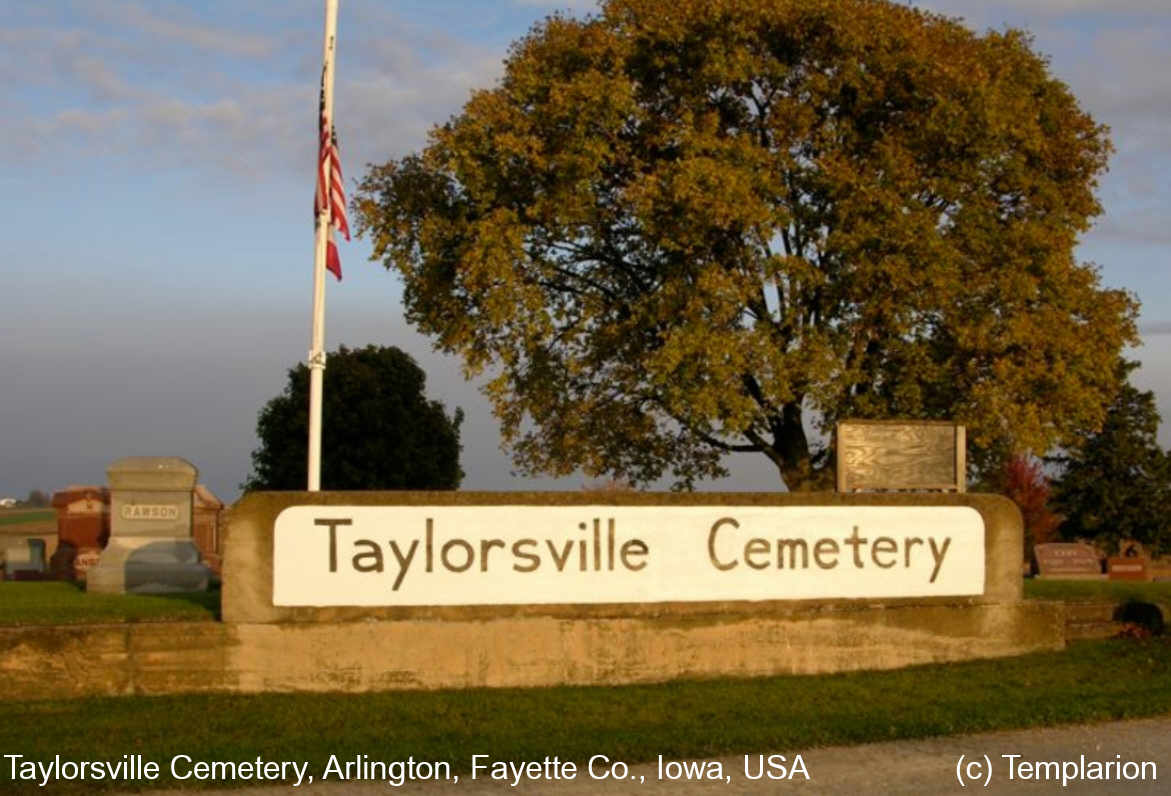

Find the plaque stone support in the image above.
[{"left": 87, "top": 457, "right": 212, "bottom": 594}]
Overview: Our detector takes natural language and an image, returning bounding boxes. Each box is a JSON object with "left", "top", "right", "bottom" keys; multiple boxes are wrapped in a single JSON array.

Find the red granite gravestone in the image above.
[
  {"left": 192, "top": 484, "right": 224, "bottom": 575},
  {"left": 1105, "top": 557, "right": 1152, "bottom": 580},
  {"left": 51, "top": 486, "right": 110, "bottom": 550},
  {"left": 73, "top": 547, "right": 102, "bottom": 581},
  {"left": 1033, "top": 543, "right": 1104, "bottom": 579},
  {"left": 1108, "top": 553, "right": 1151, "bottom": 581},
  {"left": 1112, "top": 541, "right": 1170, "bottom": 581},
  {"left": 48, "top": 542, "right": 76, "bottom": 580}
]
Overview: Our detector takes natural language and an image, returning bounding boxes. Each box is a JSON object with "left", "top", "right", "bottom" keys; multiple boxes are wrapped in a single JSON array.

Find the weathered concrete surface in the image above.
[
  {"left": 0, "top": 599, "right": 1062, "bottom": 700},
  {"left": 227, "top": 601, "right": 1062, "bottom": 693},
  {"left": 0, "top": 623, "right": 234, "bottom": 698}
]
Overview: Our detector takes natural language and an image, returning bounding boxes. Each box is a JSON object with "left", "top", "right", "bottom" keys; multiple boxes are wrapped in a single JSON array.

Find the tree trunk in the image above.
[{"left": 773, "top": 402, "right": 821, "bottom": 491}]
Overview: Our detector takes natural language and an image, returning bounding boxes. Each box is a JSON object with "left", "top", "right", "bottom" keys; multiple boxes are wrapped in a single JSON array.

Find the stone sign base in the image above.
[{"left": 1, "top": 601, "right": 1063, "bottom": 700}]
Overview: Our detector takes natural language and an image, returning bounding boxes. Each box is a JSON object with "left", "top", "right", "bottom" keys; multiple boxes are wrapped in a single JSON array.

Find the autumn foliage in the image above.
[
  {"left": 998, "top": 456, "right": 1061, "bottom": 560},
  {"left": 357, "top": 0, "right": 1137, "bottom": 489}
]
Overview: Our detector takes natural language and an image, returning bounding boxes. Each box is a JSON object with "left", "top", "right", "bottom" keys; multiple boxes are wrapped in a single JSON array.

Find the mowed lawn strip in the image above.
[
  {"left": 1, "top": 579, "right": 1167, "bottom": 628},
  {"left": 0, "top": 582, "right": 218, "bottom": 625},
  {"left": 2, "top": 638, "right": 1169, "bottom": 794},
  {"left": 0, "top": 579, "right": 1165, "bottom": 628},
  {"left": 1025, "top": 578, "right": 1171, "bottom": 604}
]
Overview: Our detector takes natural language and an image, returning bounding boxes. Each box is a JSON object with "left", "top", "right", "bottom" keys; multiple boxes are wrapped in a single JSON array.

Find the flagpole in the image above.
[{"left": 308, "top": 0, "right": 339, "bottom": 492}]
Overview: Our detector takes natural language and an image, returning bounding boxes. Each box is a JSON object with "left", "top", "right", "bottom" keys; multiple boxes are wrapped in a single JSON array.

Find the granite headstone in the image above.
[
  {"left": 86, "top": 457, "right": 212, "bottom": 594},
  {"left": 1033, "top": 542, "right": 1104, "bottom": 579}
]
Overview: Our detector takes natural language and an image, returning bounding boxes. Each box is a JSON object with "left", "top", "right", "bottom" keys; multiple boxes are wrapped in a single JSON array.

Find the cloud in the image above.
[
  {"left": 512, "top": 0, "right": 599, "bottom": 9},
  {"left": 3, "top": 0, "right": 1168, "bottom": 239},
  {"left": 920, "top": 1, "right": 1171, "bottom": 20},
  {"left": 1090, "top": 208, "right": 1171, "bottom": 246},
  {"left": 1000, "top": 1, "right": 1170, "bottom": 14},
  {"left": 46, "top": 107, "right": 128, "bottom": 136},
  {"left": 1, "top": 4, "right": 507, "bottom": 180},
  {"left": 69, "top": 54, "right": 136, "bottom": 102},
  {"left": 94, "top": 2, "right": 275, "bottom": 58},
  {"left": 1063, "top": 29, "right": 1171, "bottom": 123},
  {"left": 523, "top": 0, "right": 1170, "bottom": 13}
]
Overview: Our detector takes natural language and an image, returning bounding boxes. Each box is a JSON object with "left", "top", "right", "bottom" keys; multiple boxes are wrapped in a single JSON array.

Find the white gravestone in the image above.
[{"left": 87, "top": 457, "right": 212, "bottom": 594}]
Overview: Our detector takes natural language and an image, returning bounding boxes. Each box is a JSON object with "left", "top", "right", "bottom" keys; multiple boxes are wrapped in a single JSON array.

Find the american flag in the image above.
[{"left": 315, "top": 90, "right": 349, "bottom": 281}]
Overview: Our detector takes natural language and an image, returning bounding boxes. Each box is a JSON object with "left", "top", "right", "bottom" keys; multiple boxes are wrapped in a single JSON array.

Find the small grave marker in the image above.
[
  {"left": 1108, "top": 555, "right": 1151, "bottom": 582},
  {"left": 1033, "top": 542, "right": 1104, "bottom": 579},
  {"left": 3, "top": 538, "right": 47, "bottom": 580}
]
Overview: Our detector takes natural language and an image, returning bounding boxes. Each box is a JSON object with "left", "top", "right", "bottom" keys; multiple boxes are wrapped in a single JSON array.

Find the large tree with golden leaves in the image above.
[{"left": 356, "top": 0, "right": 1137, "bottom": 490}]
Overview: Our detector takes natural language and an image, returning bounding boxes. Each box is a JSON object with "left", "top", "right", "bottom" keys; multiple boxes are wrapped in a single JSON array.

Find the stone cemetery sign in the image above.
[
  {"left": 836, "top": 420, "right": 966, "bottom": 492},
  {"left": 2, "top": 491, "right": 1057, "bottom": 698},
  {"left": 87, "top": 457, "right": 212, "bottom": 594},
  {"left": 273, "top": 505, "right": 985, "bottom": 606},
  {"left": 1033, "top": 542, "right": 1103, "bottom": 579}
]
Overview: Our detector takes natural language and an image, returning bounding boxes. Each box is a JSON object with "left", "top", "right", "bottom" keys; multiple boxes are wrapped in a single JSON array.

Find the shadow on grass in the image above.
[
  {"left": 0, "top": 580, "right": 220, "bottom": 625},
  {"left": 61, "top": 578, "right": 220, "bottom": 614}
]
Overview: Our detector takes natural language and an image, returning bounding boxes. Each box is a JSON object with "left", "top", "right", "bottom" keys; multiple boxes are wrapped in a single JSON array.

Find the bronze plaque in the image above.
[
  {"left": 1034, "top": 543, "right": 1102, "bottom": 578},
  {"left": 836, "top": 421, "right": 965, "bottom": 492}
]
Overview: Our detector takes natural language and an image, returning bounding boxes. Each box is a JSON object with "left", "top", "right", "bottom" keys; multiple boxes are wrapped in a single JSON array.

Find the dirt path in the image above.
[{"left": 130, "top": 715, "right": 1169, "bottom": 795}]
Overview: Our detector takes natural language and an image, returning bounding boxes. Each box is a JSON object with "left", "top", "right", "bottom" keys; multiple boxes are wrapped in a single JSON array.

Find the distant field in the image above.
[{"left": 0, "top": 509, "right": 55, "bottom": 527}]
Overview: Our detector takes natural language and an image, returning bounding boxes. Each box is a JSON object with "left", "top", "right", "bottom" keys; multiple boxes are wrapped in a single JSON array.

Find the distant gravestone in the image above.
[
  {"left": 51, "top": 486, "right": 110, "bottom": 549},
  {"left": 1033, "top": 543, "right": 1104, "bottom": 579},
  {"left": 3, "top": 538, "right": 47, "bottom": 579},
  {"left": 73, "top": 547, "right": 103, "bottom": 581},
  {"left": 86, "top": 457, "right": 212, "bottom": 594},
  {"left": 1108, "top": 544, "right": 1151, "bottom": 581},
  {"left": 1107, "top": 557, "right": 1149, "bottom": 581},
  {"left": 48, "top": 543, "right": 77, "bottom": 580},
  {"left": 836, "top": 421, "right": 966, "bottom": 492}
]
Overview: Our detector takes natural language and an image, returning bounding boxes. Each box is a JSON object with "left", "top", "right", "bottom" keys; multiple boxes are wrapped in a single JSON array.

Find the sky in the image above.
[{"left": 1, "top": 0, "right": 1167, "bottom": 503}]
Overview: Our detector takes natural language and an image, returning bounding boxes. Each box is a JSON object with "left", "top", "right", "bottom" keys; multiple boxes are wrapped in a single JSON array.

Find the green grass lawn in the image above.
[
  {"left": 0, "top": 579, "right": 1166, "bottom": 629},
  {"left": 0, "top": 581, "right": 218, "bottom": 625},
  {"left": 1024, "top": 578, "right": 1171, "bottom": 604},
  {"left": 0, "top": 509, "right": 55, "bottom": 526},
  {"left": 1, "top": 637, "right": 1168, "bottom": 794}
]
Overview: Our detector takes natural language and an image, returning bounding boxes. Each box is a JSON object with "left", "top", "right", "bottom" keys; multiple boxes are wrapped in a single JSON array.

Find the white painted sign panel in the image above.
[{"left": 273, "top": 506, "right": 985, "bottom": 606}]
